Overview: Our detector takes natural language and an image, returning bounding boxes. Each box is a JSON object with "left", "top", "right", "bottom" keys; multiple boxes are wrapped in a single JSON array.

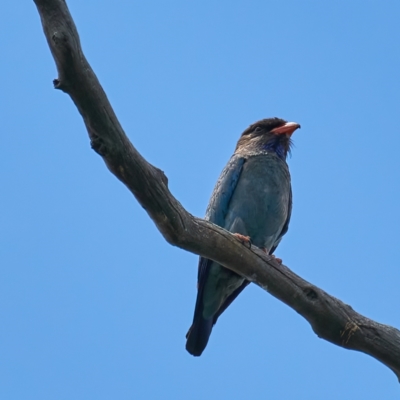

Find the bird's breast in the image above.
[{"left": 224, "top": 153, "right": 291, "bottom": 250}]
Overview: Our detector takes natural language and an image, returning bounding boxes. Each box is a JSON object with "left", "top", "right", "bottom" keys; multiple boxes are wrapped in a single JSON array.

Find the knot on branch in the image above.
[
  {"left": 304, "top": 286, "right": 318, "bottom": 301},
  {"left": 52, "top": 31, "right": 68, "bottom": 46},
  {"left": 53, "top": 78, "right": 66, "bottom": 90},
  {"left": 90, "top": 131, "right": 109, "bottom": 156},
  {"left": 153, "top": 166, "right": 169, "bottom": 187}
]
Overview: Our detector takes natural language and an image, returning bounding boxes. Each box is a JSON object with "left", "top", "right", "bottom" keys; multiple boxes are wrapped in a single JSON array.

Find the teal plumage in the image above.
[{"left": 186, "top": 118, "right": 300, "bottom": 356}]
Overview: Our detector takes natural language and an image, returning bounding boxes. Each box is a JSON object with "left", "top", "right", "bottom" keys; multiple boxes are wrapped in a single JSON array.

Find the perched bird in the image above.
[{"left": 185, "top": 117, "right": 300, "bottom": 356}]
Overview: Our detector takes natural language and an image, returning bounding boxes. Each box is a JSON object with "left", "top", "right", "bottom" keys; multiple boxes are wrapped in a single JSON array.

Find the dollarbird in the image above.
[{"left": 185, "top": 117, "right": 300, "bottom": 356}]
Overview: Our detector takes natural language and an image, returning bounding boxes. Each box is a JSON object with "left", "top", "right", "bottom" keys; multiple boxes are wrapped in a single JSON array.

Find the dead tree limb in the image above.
[{"left": 33, "top": 0, "right": 400, "bottom": 380}]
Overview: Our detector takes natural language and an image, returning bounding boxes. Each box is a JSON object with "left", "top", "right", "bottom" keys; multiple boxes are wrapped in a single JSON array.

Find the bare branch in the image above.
[{"left": 33, "top": 0, "right": 400, "bottom": 381}]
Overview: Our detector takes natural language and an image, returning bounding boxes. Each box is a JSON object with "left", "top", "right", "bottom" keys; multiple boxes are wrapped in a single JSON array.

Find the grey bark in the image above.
[{"left": 33, "top": 0, "right": 400, "bottom": 381}]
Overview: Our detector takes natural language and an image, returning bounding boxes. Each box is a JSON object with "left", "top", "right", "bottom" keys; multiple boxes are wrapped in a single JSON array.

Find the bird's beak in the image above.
[{"left": 271, "top": 122, "right": 301, "bottom": 136}]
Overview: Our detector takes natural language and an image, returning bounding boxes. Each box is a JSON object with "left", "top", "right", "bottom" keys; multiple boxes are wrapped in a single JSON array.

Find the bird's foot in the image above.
[
  {"left": 233, "top": 233, "right": 252, "bottom": 248},
  {"left": 261, "top": 249, "right": 282, "bottom": 264},
  {"left": 271, "top": 254, "right": 282, "bottom": 264}
]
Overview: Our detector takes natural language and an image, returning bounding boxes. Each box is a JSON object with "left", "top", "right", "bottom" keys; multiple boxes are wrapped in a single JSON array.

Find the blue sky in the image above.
[{"left": 1, "top": 1, "right": 400, "bottom": 399}]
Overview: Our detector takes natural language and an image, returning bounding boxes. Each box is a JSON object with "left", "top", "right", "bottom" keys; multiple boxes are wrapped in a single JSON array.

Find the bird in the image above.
[{"left": 185, "top": 117, "right": 300, "bottom": 356}]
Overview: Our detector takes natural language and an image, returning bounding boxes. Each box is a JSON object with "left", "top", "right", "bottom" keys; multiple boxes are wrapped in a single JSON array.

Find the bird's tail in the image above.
[
  {"left": 185, "top": 279, "right": 250, "bottom": 356},
  {"left": 185, "top": 315, "right": 214, "bottom": 357}
]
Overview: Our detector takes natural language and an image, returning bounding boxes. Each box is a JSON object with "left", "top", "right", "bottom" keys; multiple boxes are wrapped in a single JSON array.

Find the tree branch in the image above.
[{"left": 34, "top": 0, "right": 400, "bottom": 381}]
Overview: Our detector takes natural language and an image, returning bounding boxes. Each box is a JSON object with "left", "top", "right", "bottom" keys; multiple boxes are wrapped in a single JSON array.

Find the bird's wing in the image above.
[
  {"left": 197, "top": 155, "right": 246, "bottom": 284},
  {"left": 186, "top": 155, "right": 246, "bottom": 355},
  {"left": 205, "top": 155, "right": 246, "bottom": 224}
]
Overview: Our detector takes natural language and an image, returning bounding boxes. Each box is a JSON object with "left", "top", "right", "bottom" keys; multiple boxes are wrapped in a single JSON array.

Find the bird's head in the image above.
[{"left": 235, "top": 118, "right": 300, "bottom": 160}]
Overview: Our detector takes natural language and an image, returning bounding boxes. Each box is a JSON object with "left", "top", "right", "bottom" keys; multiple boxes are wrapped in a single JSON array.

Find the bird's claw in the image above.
[
  {"left": 271, "top": 254, "right": 282, "bottom": 264},
  {"left": 261, "top": 248, "right": 282, "bottom": 264},
  {"left": 233, "top": 233, "right": 252, "bottom": 248}
]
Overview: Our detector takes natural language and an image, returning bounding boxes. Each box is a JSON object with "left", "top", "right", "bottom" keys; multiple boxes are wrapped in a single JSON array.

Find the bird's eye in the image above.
[{"left": 254, "top": 127, "right": 262, "bottom": 133}]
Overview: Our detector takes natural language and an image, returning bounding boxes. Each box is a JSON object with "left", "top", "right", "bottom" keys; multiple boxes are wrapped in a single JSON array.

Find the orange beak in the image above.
[{"left": 271, "top": 122, "right": 301, "bottom": 136}]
